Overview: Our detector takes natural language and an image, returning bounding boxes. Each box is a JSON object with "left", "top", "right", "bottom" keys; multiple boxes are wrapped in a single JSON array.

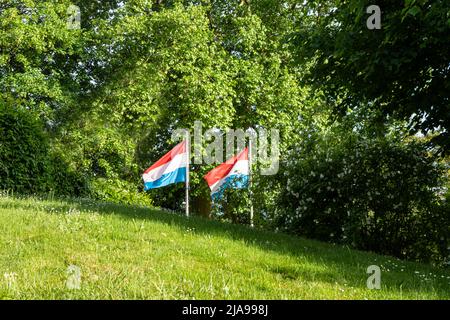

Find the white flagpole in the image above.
[
  {"left": 249, "top": 139, "right": 254, "bottom": 228},
  {"left": 185, "top": 131, "right": 190, "bottom": 218}
]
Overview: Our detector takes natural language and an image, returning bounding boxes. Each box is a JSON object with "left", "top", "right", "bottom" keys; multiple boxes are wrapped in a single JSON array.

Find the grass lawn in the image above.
[{"left": 0, "top": 195, "right": 449, "bottom": 300}]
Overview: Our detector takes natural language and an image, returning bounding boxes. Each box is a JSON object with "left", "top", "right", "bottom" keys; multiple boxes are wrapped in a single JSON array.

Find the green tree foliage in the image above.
[
  {"left": 63, "top": 1, "right": 307, "bottom": 209},
  {"left": 0, "top": 0, "right": 86, "bottom": 123},
  {"left": 0, "top": 104, "right": 51, "bottom": 193},
  {"left": 292, "top": 0, "right": 450, "bottom": 152}
]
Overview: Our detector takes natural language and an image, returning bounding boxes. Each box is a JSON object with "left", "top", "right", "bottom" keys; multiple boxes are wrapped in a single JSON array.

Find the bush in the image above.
[
  {"left": 49, "top": 151, "right": 89, "bottom": 197},
  {"left": 89, "top": 177, "right": 152, "bottom": 207},
  {"left": 211, "top": 187, "right": 252, "bottom": 225},
  {"left": 0, "top": 105, "right": 51, "bottom": 194},
  {"left": 276, "top": 131, "right": 449, "bottom": 264}
]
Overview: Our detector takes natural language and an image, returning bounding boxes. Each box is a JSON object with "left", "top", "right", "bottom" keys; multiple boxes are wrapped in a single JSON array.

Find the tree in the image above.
[
  {"left": 292, "top": 0, "right": 450, "bottom": 152},
  {"left": 0, "top": 1, "right": 87, "bottom": 123}
]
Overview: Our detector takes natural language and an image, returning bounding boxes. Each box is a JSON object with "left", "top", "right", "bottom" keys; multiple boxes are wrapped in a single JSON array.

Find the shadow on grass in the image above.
[{"left": 1, "top": 196, "right": 449, "bottom": 298}]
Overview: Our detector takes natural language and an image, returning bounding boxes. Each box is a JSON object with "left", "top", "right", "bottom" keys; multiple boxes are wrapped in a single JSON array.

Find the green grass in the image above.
[{"left": 0, "top": 195, "right": 449, "bottom": 300}]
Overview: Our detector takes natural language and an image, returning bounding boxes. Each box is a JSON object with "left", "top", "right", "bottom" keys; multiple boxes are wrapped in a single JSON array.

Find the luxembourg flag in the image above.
[
  {"left": 204, "top": 148, "right": 249, "bottom": 200},
  {"left": 142, "top": 141, "right": 188, "bottom": 190}
]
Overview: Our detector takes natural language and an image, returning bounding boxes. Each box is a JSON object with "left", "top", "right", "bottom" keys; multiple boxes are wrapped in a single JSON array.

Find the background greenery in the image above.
[{"left": 1, "top": 0, "right": 449, "bottom": 265}]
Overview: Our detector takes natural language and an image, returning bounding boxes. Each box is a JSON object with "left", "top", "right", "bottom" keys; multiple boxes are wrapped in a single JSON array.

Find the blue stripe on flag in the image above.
[
  {"left": 211, "top": 174, "right": 249, "bottom": 201},
  {"left": 144, "top": 167, "right": 186, "bottom": 190}
]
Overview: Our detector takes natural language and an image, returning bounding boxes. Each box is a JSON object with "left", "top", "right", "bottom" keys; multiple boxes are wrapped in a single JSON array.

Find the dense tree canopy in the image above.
[{"left": 293, "top": 0, "right": 450, "bottom": 152}]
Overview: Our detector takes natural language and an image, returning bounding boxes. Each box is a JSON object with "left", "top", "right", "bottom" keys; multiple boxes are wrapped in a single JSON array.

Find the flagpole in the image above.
[
  {"left": 249, "top": 139, "right": 254, "bottom": 228},
  {"left": 185, "top": 131, "right": 190, "bottom": 218}
]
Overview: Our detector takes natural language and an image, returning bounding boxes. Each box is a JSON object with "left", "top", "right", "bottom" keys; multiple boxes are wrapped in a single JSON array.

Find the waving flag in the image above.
[
  {"left": 204, "top": 148, "right": 249, "bottom": 200},
  {"left": 142, "top": 140, "right": 188, "bottom": 190}
]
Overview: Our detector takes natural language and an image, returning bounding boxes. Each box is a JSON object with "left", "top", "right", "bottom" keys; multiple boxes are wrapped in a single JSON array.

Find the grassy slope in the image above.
[{"left": 0, "top": 196, "right": 449, "bottom": 300}]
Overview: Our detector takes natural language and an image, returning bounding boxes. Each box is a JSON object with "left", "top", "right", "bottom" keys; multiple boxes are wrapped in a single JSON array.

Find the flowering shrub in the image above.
[{"left": 276, "top": 132, "right": 449, "bottom": 264}]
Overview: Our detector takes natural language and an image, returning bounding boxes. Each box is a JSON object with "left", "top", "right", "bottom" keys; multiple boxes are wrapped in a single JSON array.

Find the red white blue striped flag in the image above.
[
  {"left": 204, "top": 148, "right": 249, "bottom": 200},
  {"left": 142, "top": 141, "right": 188, "bottom": 190}
]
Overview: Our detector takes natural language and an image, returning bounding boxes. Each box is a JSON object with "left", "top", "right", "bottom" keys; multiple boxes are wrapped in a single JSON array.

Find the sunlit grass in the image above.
[{"left": 0, "top": 195, "right": 449, "bottom": 300}]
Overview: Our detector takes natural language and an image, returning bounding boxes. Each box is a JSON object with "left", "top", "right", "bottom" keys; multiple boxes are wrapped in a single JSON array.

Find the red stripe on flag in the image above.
[
  {"left": 204, "top": 148, "right": 248, "bottom": 187},
  {"left": 143, "top": 140, "right": 186, "bottom": 174}
]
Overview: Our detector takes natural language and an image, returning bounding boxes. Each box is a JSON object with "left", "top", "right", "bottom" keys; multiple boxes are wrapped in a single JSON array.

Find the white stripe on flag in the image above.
[
  {"left": 209, "top": 159, "right": 249, "bottom": 194},
  {"left": 143, "top": 153, "right": 187, "bottom": 183}
]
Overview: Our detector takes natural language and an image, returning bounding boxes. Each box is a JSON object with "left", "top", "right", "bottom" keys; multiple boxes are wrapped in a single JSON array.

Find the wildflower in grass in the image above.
[{"left": 3, "top": 272, "right": 17, "bottom": 289}]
